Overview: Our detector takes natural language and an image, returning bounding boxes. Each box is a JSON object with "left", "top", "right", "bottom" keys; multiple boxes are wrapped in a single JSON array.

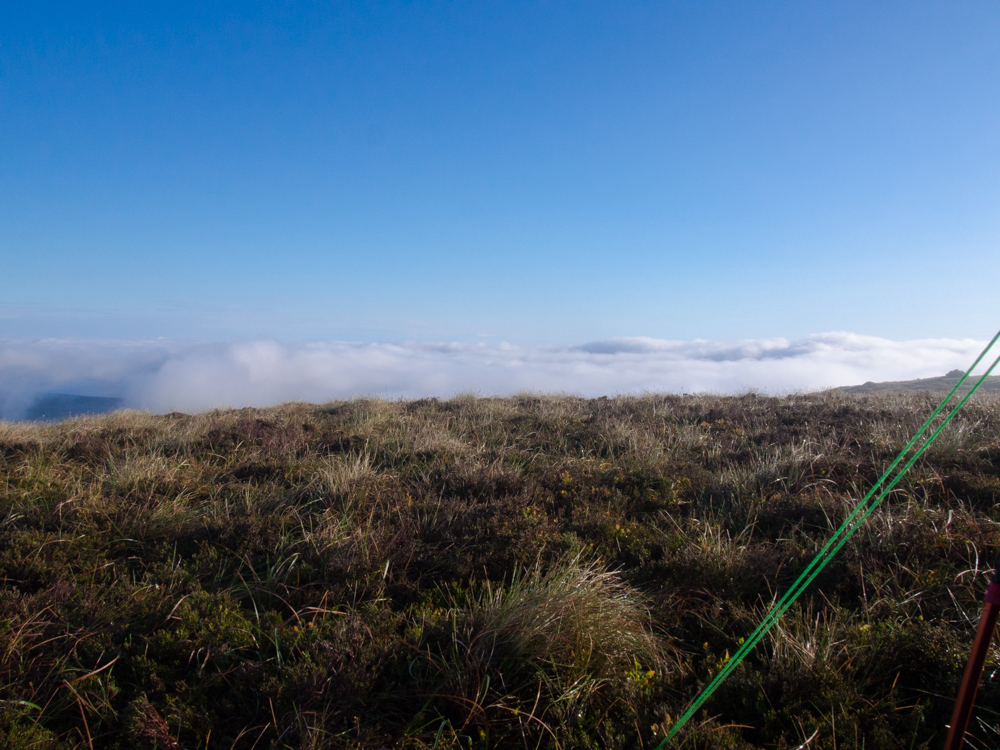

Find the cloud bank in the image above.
[{"left": 0, "top": 333, "right": 987, "bottom": 419}]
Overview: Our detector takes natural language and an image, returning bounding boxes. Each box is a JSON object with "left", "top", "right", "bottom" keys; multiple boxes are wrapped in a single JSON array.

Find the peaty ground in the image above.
[{"left": 1, "top": 393, "right": 999, "bottom": 749}]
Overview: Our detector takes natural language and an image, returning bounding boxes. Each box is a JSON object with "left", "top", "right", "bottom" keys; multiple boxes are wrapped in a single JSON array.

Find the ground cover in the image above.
[
  {"left": 834, "top": 371, "right": 1000, "bottom": 396},
  {"left": 1, "top": 392, "right": 999, "bottom": 749}
]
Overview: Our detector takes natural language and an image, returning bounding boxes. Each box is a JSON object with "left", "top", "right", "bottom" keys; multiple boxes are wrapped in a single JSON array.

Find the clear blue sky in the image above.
[{"left": 2, "top": 1, "right": 999, "bottom": 344}]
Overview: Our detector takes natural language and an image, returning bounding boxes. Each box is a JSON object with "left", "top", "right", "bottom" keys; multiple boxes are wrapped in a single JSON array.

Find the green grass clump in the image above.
[
  {"left": 406, "top": 550, "right": 673, "bottom": 745},
  {"left": 0, "top": 392, "right": 999, "bottom": 748}
]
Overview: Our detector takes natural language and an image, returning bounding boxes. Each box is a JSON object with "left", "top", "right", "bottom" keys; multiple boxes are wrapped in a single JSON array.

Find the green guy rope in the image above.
[
  {"left": 656, "top": 330, "right": 1000, "bottom": 748},
  {"left": 658, "top": 335, "right": 1000, "bottom": 746},
  {"left": 671, "top": 329, "right": 1000, "bottom": 720}
]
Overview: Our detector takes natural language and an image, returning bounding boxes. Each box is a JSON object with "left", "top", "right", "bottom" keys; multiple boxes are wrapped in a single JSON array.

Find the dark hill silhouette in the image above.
[{"left": 25, "top": 393, "right": 124, "bottom": 421}]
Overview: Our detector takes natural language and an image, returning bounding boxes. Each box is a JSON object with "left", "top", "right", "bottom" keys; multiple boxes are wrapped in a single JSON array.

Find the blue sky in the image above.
[
  {"left": 3, "top": 1, "right": 997, "bottom": 345},
  {"left": 2, "top": 3, "right": 1000, "bottom": 414}
]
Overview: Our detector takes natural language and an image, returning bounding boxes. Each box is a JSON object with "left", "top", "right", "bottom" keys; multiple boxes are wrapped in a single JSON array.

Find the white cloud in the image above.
[{"left": 0, "top": 332, "right": 989, "bottom": 418}]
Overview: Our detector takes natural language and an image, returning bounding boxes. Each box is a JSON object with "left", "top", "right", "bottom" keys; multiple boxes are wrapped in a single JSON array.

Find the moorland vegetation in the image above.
[{"left": 1, "top": 392, "right": 999, "bottom": 749}]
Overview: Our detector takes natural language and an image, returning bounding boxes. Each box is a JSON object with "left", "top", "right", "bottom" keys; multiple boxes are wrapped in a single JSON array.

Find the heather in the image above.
[{"left": 1, "top": 392, "right": 999, "bottom": 749}]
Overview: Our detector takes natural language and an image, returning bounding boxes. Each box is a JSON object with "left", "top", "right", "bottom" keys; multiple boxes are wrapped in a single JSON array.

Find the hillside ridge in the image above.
[{"left": 834, "top": 369, "right": 1000, "bottom": 395}]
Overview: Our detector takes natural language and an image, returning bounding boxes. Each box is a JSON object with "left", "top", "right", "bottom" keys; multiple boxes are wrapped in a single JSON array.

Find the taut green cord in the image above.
[
  {"left": 657, "top": 331, "right": 1000, "bottom": 747},
  {"left": 665, "top": 331, "right": 1000, "bottom": 726},
  {"left": 657, "top": 333, "right": 1000, "bottom": 745}
]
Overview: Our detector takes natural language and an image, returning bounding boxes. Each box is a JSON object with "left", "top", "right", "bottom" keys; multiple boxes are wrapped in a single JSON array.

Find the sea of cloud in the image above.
[{"left": 0, "top": 332, "right": 987, "bottom": 419}]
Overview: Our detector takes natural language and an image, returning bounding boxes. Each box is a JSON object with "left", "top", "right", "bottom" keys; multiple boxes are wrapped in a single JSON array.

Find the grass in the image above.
[
  {"left": 0, "top": 391, "right": 999, "bottom": 748},
  {"left": 835, "top": 370, "right": 1000, "bottom": 396}
]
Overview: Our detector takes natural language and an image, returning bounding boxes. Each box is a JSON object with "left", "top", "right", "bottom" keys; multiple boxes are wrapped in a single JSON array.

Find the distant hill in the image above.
[
  {"left": 835, "top": 369, "right": 1000, "bottom": 395},
  {"left": 25, "top": 393, "right": 124, "bottom": 422}
]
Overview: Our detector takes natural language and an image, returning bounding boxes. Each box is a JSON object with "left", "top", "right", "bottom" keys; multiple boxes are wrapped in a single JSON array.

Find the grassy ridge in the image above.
[
  {"left": 1, "top": 393, "right": 999, "bottom": 749},
  {"left": 834, "top": 370, "right": 1000, "bottom": 395}
]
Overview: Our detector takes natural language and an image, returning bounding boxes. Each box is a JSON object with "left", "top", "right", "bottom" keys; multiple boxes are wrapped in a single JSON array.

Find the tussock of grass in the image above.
[
  {"left": 407, "top": 551, "right": 673, "bottom": 744},
  {"left": 0, "top": 392, "right": 998, "bottom": 748},
  {"left": 468, "top": 552, "right": 667, "bottom": 685}
]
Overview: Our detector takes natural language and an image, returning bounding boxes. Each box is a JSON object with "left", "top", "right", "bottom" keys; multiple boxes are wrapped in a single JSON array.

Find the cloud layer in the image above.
[{"left": 0, "top": 333, "right": 987, "bottom": 419}]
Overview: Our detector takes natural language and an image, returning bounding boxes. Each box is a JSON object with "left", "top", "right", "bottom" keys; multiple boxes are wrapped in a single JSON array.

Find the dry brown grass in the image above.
[{"left": 0, "top": 391, "right": 998, "bottom": 748}]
